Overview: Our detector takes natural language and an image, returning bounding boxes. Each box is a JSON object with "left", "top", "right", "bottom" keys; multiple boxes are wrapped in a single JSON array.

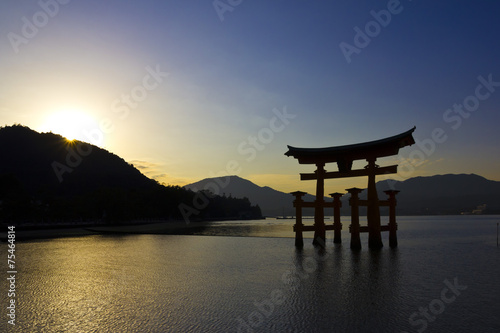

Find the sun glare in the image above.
[{"left": 38, "top": 110, "right": 101, "bottom": 144}]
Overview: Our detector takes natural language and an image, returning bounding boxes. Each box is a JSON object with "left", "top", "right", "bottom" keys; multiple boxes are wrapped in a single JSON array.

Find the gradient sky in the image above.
[{"left": 1, "top": 0, "right": 499, "bottom": 195}]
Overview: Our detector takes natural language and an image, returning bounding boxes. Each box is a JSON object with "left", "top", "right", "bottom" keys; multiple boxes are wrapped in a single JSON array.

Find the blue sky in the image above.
[{"left": 1, "top": 0, "right": 499, "bottom": 194}]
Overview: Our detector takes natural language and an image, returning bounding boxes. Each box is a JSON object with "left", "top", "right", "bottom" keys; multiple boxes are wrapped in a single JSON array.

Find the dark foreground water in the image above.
[{"left": 2, "top": 216, "right": 499, "bottom": 332}]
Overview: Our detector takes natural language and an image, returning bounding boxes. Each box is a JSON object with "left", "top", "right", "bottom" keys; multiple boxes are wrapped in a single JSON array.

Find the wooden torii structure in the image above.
[{"left": 285, "top": 127, "right": 416, "bottom": 249}]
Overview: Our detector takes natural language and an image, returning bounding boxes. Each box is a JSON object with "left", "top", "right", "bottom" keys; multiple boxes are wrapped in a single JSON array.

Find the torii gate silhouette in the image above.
[{"left": 285, "top": 127, "right": 416, "bottom": 249}]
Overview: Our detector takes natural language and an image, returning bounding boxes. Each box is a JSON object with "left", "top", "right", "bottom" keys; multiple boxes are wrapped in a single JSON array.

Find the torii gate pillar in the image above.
[
  {"left": 312, "top": 163, "right": 326, "bottom": 246},
  {"left": 366, "top": 158, "right": 383, "bottom": 249}
]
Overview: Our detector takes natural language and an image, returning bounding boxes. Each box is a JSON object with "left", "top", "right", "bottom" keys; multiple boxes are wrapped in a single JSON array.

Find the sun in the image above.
[{"left": 38, "top": 110, "right": 101, "bottom": 144}]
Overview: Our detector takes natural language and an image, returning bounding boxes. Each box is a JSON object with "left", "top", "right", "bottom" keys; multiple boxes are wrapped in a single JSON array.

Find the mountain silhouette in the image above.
[
  {"left": 0, "top": 124, "right": 158, "bottom": 196},
  {"left": 374, "top": 174, "right": 500, "bottom": 215},
  {"left": 0, "top": 125, "right": 261, "bottom": 223},
  {"left": 186, "top": 175, "right": 323, "bottom": 217}
]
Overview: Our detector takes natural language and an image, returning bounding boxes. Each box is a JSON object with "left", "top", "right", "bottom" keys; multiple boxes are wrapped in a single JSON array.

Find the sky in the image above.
[{"left": 1, "top": 0, "right": 500, "bottom": 195}]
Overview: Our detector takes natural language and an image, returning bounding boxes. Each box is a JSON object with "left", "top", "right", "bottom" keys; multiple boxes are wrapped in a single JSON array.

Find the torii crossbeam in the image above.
[{"left": 285, "top": 127, "right": 416, "bottom": 249}]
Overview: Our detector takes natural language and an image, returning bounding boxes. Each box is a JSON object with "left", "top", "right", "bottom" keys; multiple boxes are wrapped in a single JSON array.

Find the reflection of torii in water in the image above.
[{"left": 285, "top": 127, "right": 416, "bottom": 249}]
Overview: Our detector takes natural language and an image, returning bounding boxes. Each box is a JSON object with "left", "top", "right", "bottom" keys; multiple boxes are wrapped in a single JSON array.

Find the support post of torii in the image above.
[
  {"left": 384, "top": 190, "right": 400, "bottom": 248},
  {"left": 291, "top": 191, "right": 307, "bottom": 248},
  {"left": 313, "top": 163, "right": 326, "bottom": 246},
  {"left": 330, "top": 192, "right": 343, "bottom": 244},
  {"left": 347, "top": 188, "right": 362, "bottom": 250},
  {"left": 366, "top": 158, "right": 383, "bottom": 249}
]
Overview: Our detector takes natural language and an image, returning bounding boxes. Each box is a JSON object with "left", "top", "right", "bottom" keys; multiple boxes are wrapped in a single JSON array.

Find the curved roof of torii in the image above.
[{"left": 285, "top": 127, "right": 416, "bottom": 169}]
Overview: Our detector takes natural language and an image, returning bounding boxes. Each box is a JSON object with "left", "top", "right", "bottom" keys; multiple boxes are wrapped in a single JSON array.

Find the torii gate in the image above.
[{"left": 285, "top": 127, "right": 416, "bottom": 249}]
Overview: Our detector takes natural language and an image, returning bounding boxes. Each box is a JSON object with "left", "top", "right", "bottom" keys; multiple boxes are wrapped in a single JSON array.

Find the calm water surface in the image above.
[{"left": 2, "top": 216, "right": 499, "bottom": 332}]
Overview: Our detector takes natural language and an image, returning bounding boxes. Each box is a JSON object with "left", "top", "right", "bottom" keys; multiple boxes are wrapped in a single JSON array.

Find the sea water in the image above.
[{"left": 1, "top": 216, "right": 499, "bottom": 332}]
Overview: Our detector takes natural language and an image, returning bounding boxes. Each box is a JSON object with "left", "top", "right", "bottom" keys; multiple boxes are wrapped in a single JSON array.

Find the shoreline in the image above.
[{"left": 0, "top": 221, "right": 211, "bottom": 242}]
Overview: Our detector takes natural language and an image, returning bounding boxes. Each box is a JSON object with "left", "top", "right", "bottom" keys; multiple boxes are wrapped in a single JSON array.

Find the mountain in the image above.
[
  {"left": 185, "top": 175, "right": 316, "bottom": 217},
  {"left": 0, "top": 124, "right": 158, "bottom": 196},
  {"left": 374, "top": 174, "right": 500, "bottom": 215},
  {"left": 186, "top": 174, "right": 500, "bottom": 216},
  {"left": 0, "top": 125, "right": 261, "bottom": 223}
]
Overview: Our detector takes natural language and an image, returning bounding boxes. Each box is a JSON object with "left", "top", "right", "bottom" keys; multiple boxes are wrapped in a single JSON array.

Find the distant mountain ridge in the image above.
[
  {"left": 185, "top": 175, "right": 314, "bottom": 217},
  {"left": 185, "top": 174, "right": 500, "bottom": 216},
  {"left": 375, "top": 174, "right": 500, "bottom": 215}
]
